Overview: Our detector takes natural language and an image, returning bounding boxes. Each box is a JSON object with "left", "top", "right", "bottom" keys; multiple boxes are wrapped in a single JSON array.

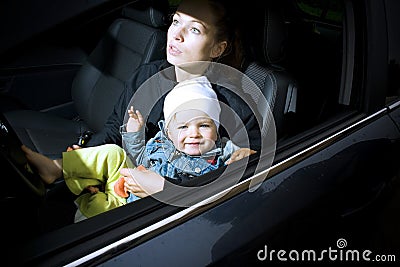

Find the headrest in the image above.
[
  {"left": 122, "top": 4, "right": 167, "bottom": 28},
  {"left": 243, "top": 2, "right": 287, "bottom": 65},
  {"left": 263, "top": 5, "right": 287, "bottom": 64}
]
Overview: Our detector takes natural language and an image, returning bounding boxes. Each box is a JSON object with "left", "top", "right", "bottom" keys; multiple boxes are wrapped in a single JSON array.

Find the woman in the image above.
[
  {"left": 23, "top": 0, "right": 261, "bottom": 218},
  {"left": 86, "top": 0, "right": 259, "bottom": 150}
]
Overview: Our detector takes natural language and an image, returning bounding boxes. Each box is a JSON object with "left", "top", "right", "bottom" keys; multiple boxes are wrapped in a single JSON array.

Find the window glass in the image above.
[
  {"left": 295, "top": 0, "right": 344, "bottom": 23},
  {"left": 286, "top": 0, "right": 346, "bottom": 132},
  {"left": 385, "top": 0, "right": 400, "bottom": 99},
  {"left": 168, "top": 0, "right": 181, "bottom": 8}
]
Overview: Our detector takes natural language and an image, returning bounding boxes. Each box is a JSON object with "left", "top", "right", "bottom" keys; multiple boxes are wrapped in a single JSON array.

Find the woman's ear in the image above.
[{"left": 211, "top": 41, "right": 228, "bottom": 59}]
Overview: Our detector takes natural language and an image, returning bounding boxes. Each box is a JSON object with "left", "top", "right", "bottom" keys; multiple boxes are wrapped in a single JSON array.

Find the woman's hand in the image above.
[
  {"left": 120, "top": 167, "right": 165, "bottom": 198},
  {"left": 226, "top": 148, "right": 257, "bottom": 165}
]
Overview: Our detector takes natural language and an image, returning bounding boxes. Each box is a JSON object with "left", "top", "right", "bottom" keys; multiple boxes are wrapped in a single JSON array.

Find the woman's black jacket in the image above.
[{"left": 87, "top": 60, "right": 261, "bottom": 151}]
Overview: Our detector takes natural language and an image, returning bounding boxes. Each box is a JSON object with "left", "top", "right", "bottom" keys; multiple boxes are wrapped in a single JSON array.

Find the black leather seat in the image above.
[
  {"left": 241, "top": 2, "right": 298, "bottom": 139},
  {"left": 4, "top": 2, "right": 168, "bottom": 158}
]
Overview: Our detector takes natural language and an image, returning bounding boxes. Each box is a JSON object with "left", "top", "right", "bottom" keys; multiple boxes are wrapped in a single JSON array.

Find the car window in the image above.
[{"left": 278, "top": 0, "right": 347, "bottom": 138}]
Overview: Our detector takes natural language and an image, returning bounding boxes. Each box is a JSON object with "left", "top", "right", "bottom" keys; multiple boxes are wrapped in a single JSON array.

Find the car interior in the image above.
[
  {"left": 2, "top": 0, "right": 305, "bottom": 160},
  {"left": 3, "top": 0, "right": 169, "bottom": 159},
  {"left": 0, "top": 0, "right": 348, "bottom": 260}
]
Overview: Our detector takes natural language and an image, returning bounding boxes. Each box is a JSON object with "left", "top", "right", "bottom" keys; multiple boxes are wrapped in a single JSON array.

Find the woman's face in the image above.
[
  {"left": 167, "top": 110, "right": 218, "bottom": 156},
  {"left": 166, "top": 0, "right": 227, "bottom": 66}
]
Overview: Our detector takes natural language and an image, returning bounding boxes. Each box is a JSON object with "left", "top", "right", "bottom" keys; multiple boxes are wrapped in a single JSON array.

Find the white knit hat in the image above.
[{"left": 164, "top": 76, "right": 221, "bottom": 128}]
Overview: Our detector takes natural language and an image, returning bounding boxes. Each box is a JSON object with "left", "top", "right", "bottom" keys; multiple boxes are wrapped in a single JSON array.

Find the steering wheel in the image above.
[{"left": 0, "top": 116, "right": 46, "bottom": 197}]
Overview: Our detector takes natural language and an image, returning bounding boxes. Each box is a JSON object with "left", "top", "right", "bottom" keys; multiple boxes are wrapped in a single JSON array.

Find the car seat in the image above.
[
  {"left": 4, "top": 1, "right": 168, "bottom": 158},
  {"left": 241, "top": 1, "right": 298, "bottom": 140}
]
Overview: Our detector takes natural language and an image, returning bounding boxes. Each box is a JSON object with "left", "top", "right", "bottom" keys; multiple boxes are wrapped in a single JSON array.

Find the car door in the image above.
[
  {"left": 5, "top": 0, "right": 400, "bottom": 266},
  {"left": 62, "top": 0, "right": 400, "bottom": 266}
]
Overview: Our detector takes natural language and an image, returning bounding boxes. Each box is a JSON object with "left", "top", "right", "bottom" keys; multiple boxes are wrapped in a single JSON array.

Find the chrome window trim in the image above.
[{"left": 388, "top": 99, "right": 400, "bottom": 110}]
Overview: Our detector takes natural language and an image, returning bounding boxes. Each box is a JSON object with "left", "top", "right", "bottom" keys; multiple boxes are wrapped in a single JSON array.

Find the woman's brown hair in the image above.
[{"left": 208, "top": 0, "right": 244, "bottom": 69}]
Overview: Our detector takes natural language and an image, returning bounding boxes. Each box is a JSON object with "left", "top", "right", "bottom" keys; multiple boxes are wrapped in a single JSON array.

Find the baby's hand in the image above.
[
  {"left": 127, "top": 106, "right": 144, "bottom": 132},
  {"left": 226, "top": 148, "right": 257, "bottom": 165}
]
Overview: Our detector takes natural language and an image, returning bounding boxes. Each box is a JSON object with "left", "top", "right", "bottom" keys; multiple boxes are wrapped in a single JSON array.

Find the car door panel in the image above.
[{"left": 94, "top": 107, "right": 400, "bottom": 266}]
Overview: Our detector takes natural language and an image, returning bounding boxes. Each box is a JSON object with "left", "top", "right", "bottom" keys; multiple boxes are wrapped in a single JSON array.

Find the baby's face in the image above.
[{"left": 167, "top": 109, "right": 218, "bottom": 156}]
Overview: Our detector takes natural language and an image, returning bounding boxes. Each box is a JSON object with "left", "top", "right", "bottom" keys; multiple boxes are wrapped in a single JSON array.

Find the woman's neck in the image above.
[
  {"left": 174, "top": 61, "right": 210, "bottom": 82},
  {"left": 175, "top": 69, "right": 202, "bottom": 82}
]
